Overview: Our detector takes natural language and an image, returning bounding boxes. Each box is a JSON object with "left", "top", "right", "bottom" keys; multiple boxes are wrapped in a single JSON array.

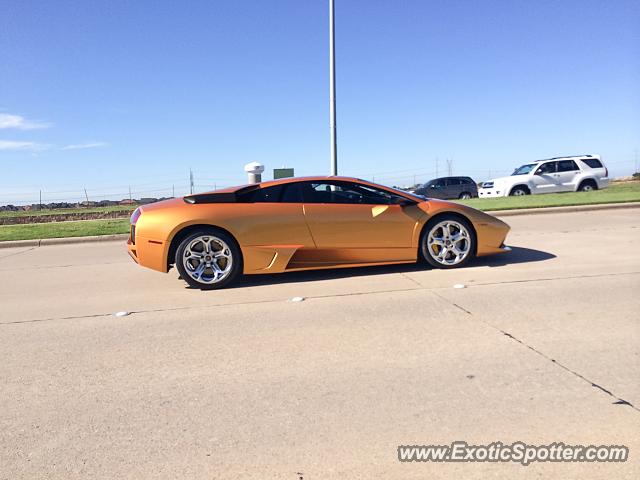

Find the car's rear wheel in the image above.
[
  {"left": 175, "top": 229, "right": 242, "bottom": 289},
  {"left": 420, "top": 216, "right": 476, "bottom": 269},
  {"left": 459, "top": 192, "right": 472, "bottom": 200},
  {"left": 578, "top": 180, "right": 597, "bottom": 192}
]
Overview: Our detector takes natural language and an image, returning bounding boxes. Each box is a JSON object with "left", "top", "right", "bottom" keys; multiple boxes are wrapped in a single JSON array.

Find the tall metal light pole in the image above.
[{"left": 329, "top": 0, "right": 338, "bottom": 175}]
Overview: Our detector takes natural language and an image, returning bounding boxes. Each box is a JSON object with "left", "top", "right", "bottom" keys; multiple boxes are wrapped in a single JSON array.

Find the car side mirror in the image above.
[{"left": 396, "top": 198, "right": 417, "bottom": 207}]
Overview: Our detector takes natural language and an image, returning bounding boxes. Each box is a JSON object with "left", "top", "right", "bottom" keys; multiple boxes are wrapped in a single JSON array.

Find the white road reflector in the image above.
[
  {"left": 453, "top": 284, "right": 466, "bottom": 289},
  {"left": 289, "top": 297, "right": 305, "bottom": 302},
  {"left": 114, "top": 311, "right": 131, "bottom": 317}
]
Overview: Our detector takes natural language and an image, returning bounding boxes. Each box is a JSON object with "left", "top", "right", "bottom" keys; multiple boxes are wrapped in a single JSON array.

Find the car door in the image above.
[
  {"left": 427, "top": 178, "right": 447, "bottom": 199},
  {"left": 298, "top": 181, "right": 425, "bottom": 263},
  {"left": 555, "top": 160, "right": 580, "bottom": 191},
  {"left": 445, "top": 178, "right": 462, "bottom": 199},
  {"left": 531, "top": 161, "right": 561, "bottom": 193},
  {"left": 233, "top": 184, "right": 315, "bottom": 247}
]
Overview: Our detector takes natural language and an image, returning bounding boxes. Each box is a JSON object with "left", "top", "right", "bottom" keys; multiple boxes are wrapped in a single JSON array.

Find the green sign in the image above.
[{"left": 273, "top": 168, "right": 294, "bottom": 179}]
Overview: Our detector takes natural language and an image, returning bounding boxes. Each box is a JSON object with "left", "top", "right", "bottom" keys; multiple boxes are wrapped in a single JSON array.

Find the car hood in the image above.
[{"left": 483, "top": 175, "right": 526, "bottom": 185}]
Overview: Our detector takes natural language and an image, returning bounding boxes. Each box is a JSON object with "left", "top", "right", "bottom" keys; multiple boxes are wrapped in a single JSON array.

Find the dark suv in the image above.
[{"left": 413, "top": 176, "right": 478, "bottom": 200}]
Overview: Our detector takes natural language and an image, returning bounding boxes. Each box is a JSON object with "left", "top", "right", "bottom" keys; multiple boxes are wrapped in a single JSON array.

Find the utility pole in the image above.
[
  {"left": 447, "top": 158, "right": 453, "bottom": 177},
  {"left": 39, "top": 190, "right": 42, "bottom": 210},
  {"left": 329, "top": 0, "right": 338, "bottom": 175},
  {"left": 83, "top": 188, "right": 89, "bottom": 204},
  {"left": 172, "top": 184, "right": 175, "bottom": 198},
  {"left": 128, "top": 185, "right": 132, "bottom": 202},
  {"left": 189, "top": 169, "right": 194, "bottom": 194}
]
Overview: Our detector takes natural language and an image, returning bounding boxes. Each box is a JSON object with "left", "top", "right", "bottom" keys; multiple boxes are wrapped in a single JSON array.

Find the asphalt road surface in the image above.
[{"left": 1, "top": 208, "right": 639, "bottom": 479}]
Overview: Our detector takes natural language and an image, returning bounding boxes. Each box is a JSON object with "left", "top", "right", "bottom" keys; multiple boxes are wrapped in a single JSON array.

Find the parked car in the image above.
[
  {"left": 413, "top": 176, "right": 478, "bottom": 200},
  {"left": 127, "top": 176, "right": 510, "bottom": 289},
  {"left": 478, "top": 155, "right": 609, "bottom": 197}
]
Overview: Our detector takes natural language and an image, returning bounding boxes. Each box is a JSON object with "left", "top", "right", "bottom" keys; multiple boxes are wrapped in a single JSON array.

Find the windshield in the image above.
[{"left": 512, "top": 163, "right": 536, "bottom": 175}]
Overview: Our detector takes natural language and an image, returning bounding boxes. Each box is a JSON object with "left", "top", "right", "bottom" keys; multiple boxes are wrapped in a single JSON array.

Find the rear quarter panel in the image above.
[{"left": 135, "top": 199, "right": 315, "bottom": 272}]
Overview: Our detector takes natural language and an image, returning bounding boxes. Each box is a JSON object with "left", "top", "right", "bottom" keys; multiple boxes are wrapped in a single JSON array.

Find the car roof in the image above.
[
  {"left": 195, "top": 176, "right": 423, "bottom": 201},
  {"left": 257, "top": 175, "right": 367, "bottom": 188},
  {"left": 207, "top": 175, "right": 402, "bottom": 192},
  {"left": 208, "top": 176, "right": 361, "bottom": 193},
  {"left": 532, "top": 155, "right": 600, "bottom": 163}
]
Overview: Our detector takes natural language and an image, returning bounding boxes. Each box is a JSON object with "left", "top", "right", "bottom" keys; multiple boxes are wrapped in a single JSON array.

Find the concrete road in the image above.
[{"left": 1, "top": 208, "right": 638, "bottom": 479}]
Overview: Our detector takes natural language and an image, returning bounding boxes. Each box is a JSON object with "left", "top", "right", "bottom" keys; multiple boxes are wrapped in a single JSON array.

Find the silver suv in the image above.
[{"left": 478, "top": 155, "right": 609, "bottom": 197}]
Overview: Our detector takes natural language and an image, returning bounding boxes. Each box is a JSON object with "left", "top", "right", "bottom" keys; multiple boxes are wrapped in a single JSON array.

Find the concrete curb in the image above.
[
  {"left": 1, "top": 201, "right": 638, "bottom": 249},
  {"left": 490, "top": 201, "right": 640, "bottom": 217}
]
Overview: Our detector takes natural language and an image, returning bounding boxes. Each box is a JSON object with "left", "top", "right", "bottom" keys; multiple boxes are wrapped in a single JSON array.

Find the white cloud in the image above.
[
  {"left": 0, "top": 140, "right": 51, "bottom": 151},
  {"left": 0, "top": 113, "right": 51, "bottom": 130},
  {"left": 61, "top": 142, "right": 109, "bottom": 150}
]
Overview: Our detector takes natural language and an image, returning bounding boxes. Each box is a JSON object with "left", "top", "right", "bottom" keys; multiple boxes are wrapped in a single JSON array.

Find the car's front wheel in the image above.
[
  {"left": 420, "top": 216, "right": 476, "bottom": 269},
  {"left": 510, "top": 186, "right": 529, "bottom": 196},
  {"left": 459, "top": 192, "right": 472, "bottom": 200},
  {"left": 175, "top": 229, "right": 242, "bottom": 289}
]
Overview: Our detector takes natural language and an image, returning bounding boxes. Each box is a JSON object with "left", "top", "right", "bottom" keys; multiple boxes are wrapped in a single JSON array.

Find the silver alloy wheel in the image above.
[
  {"left": 460, "top": 193, "right": 472, "bottom": 199},
  {"left": 182, "top": 235, "right": 233, "bottom": 284},
  {"left": 426, "top": 220, "right": 471, "bottom": 266},
  {"left": 512, "top": 188, "right": 526, "bottom": 196},
  {"left": 581, "top": 184, "right": 594, "bottom": 192}
]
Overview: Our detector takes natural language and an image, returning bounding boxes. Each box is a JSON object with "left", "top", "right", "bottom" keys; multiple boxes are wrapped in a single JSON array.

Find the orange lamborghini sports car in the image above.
[{"left": 127, "top": 176, "right": 510, "bottom": 289}]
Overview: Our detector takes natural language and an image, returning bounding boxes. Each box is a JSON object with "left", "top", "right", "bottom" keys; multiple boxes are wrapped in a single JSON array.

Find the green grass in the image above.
[
  {"left": 0, "top": 205, "right": 135, "bottom": 218},
  {"left": 457, "top": 181, "right": 640, "bottom": 211},
  {"left": 0, "top": 219, "right": 130, "bottom": 241}
]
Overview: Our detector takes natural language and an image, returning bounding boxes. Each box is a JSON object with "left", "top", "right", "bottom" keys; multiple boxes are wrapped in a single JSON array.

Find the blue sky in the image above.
[{"left": 1, "top": 0, "right": 638, "bottom": 204}]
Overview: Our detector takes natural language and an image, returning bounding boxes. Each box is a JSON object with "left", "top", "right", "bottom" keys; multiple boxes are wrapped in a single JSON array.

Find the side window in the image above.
[
  {"left": 300, "top": 182, "right": 405, "bottom": 204},
  {"left": 239, "top": 185, "right": 283, "bottom": 202},
  {"left": 557, "top": 160, "right": 579, "bottom": 172},
  {"left": 280, "top": 184, "right": 303, "bottom": 203},
  {"left": 536, "top": 162, "right": 556, "bottom": 175},
  {"left": 446, "top": 178, "right": 462, "bottom": 186},
  {"left": 434, "top": 178, "right": 447, "bottom": 188},
  {"left": 461, "top": 178, "right": 474, "bottom": 185},
  {"left": 582, "top": 159, "right": 603, "bottom": 169}
]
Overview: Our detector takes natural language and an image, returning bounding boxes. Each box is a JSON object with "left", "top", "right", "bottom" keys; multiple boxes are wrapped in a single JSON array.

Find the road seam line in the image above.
[
  {"left": 430, "top": 291, "right": 640, "bottom": 414},
  {"left": 3, "top": 271, "right": 638, "bottom": 326}
]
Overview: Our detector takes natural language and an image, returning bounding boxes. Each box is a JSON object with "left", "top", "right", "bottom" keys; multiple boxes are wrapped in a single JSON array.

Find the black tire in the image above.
[
  {"left": 509, "top": 186, "right": 529, "bottom": 196},
  {"left": 419, "top": 215, "right": 476, "bottom": 269},
  {"left": 459, "top": 192, "right": 472, "bottom": 200},
  {"left": 578, "top": 180, "right": 597, "bottom": 192},
  {"left": 175, "top": 228, "right": 242, "bottom": 290}
]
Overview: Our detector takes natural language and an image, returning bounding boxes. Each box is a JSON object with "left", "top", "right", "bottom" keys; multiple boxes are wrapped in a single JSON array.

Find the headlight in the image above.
[
  {"left": 130, "top": 207, "right": 141, "bottom": 225},
  {"left": 482, "top": 182, "right": 494, "bottom": 188}
]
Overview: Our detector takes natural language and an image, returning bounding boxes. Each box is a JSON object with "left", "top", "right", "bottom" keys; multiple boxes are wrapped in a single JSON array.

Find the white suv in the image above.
[{"left": 478, "top": 155, "right": 609, "bottom": 197}]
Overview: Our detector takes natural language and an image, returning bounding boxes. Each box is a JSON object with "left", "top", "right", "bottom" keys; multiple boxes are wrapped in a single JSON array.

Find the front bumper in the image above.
[{"left": 478, "top": 187, "right": 507, "bottom": 198}]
